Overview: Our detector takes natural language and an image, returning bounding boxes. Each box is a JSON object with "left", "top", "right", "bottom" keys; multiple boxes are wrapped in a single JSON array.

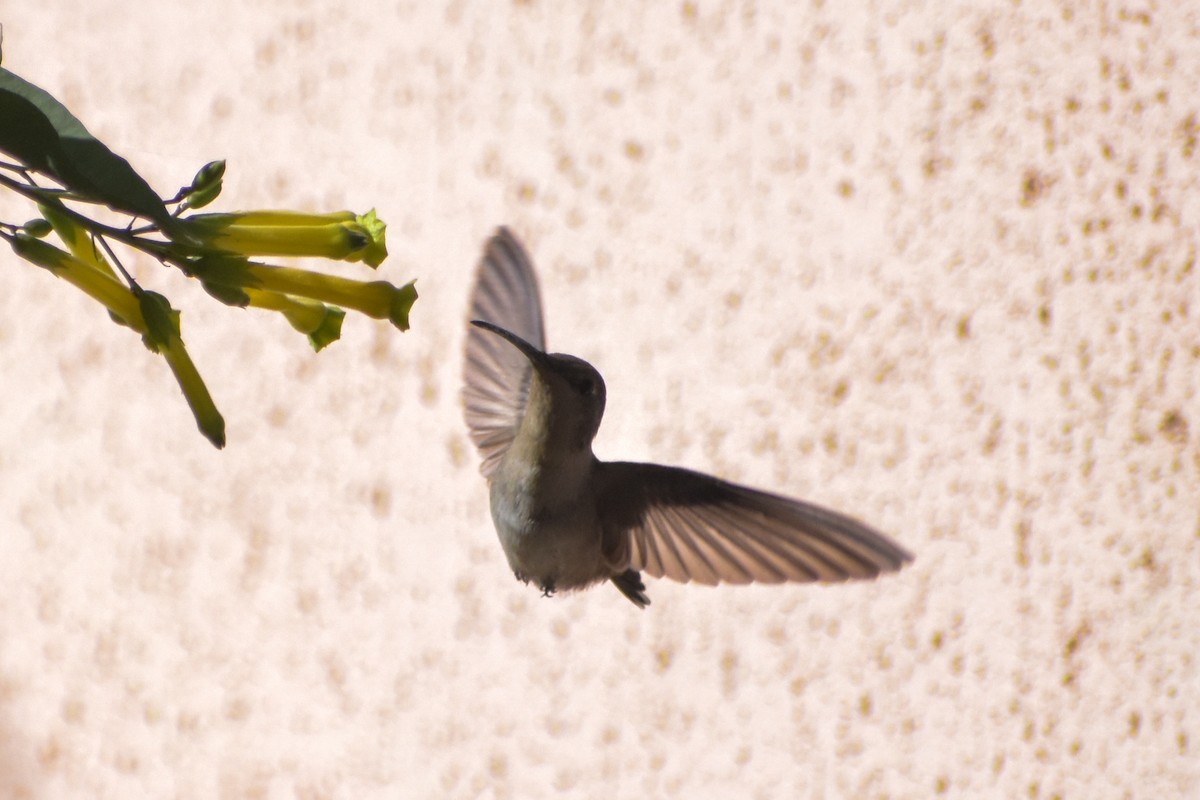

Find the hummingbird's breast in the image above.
[{"left": 488, "top": 454, "right": 610, "bottom": 592}]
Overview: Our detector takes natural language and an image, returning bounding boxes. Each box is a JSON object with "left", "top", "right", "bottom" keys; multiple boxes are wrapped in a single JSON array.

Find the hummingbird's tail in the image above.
[{"left": 611, "top": 569, "right": 651, "bottom": 608}]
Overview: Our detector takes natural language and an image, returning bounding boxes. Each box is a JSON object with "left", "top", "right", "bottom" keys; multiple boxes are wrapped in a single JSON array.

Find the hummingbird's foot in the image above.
[{"left": 539, "top": 577, "right": 557, "bottom": 598}]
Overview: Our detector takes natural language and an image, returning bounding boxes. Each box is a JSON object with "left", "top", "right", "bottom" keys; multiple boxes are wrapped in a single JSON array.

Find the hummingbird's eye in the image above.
[{"left": 574, "top": 376, "right": 596, "bottom": 396}]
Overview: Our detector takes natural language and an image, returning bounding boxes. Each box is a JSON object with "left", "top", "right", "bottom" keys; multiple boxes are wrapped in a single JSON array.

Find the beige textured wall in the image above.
[{"left": 1, "top": 2, "right": 1196, "bottom": 797}]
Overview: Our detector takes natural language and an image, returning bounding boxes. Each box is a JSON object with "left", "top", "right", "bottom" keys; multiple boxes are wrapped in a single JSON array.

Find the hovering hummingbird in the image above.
[{"left": 463, "top": 227, "right": 912, "bottom": 608}]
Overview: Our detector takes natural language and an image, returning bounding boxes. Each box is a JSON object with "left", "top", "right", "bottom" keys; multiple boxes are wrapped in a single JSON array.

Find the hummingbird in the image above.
[{"left": 463, "top": 227, "right": 913, "bottom": 608}]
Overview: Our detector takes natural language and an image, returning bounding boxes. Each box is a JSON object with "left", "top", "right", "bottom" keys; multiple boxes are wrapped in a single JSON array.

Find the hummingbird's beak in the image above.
[{"left": 471, "top": 320, "right": 552, "bottom": 371}]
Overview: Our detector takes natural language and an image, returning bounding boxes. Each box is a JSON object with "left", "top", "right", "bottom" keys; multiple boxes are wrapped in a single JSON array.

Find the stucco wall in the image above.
[{"left": 0, "top": 2, "right": 1196, "bottom": 797}]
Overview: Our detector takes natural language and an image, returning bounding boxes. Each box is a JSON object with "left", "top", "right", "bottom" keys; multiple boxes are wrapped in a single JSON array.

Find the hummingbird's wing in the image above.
[
  {"left": 463, "top": 227, "right": 547, "bottom": 478},
  {"left": 596, "top": 462, "right": 913, "bottom": 586}
]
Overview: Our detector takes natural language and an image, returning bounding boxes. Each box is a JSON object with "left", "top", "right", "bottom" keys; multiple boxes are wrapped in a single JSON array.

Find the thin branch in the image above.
[{"left": 94, "top": 233, "right": 137, "bottom": 288}]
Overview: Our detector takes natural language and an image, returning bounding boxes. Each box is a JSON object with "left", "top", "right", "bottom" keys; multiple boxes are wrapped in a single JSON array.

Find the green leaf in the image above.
[{"left": 0, "top": 67, "right": 173, "bottom": 227}]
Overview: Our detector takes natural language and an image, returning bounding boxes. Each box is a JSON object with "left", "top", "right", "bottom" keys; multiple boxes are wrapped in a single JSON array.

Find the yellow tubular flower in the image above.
[
  {"left": 38, "top": 201, "right": 121, "bottom": 281},
  {"left": 9, "top": 234, "right": 226, "bottom": 448},
  {"left": 10, "top": 233, "right": 144, "bottom": 328},
  {"left": 191, "top": 255, "right": 416, "bottom": 331},
  {"left": 240, "top": 288, "right": 346, "bottom": 351},
  {"left": 182, "top": 209, "right": 387, "bottom": 266},
  {"left": 137, "top": 291, "right": 225, "bottom": 449}
]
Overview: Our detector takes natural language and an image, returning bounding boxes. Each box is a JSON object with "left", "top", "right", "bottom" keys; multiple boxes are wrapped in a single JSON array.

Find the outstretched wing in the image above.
[
  {"left": 597, "top": 462, "right": 913, "bottom": 585},
  {"left": 462, "top": 228, "right": 546, "bottom": 477}
]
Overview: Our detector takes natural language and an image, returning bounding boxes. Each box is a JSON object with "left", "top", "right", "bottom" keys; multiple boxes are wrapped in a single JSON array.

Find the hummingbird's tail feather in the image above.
[{"left": 611, "top": 569, "right": 651, "bottom": 608}]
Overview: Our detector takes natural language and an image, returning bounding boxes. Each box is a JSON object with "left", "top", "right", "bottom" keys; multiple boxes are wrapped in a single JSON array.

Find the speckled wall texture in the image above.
[{"left": 0, "top": 2, "right": 1195, "bottom": 798}]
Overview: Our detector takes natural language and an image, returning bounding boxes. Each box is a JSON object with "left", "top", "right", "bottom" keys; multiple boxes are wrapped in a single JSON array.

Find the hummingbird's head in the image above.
[{"left": 471, "top": 320, "right": 607, "bottom": 451}]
